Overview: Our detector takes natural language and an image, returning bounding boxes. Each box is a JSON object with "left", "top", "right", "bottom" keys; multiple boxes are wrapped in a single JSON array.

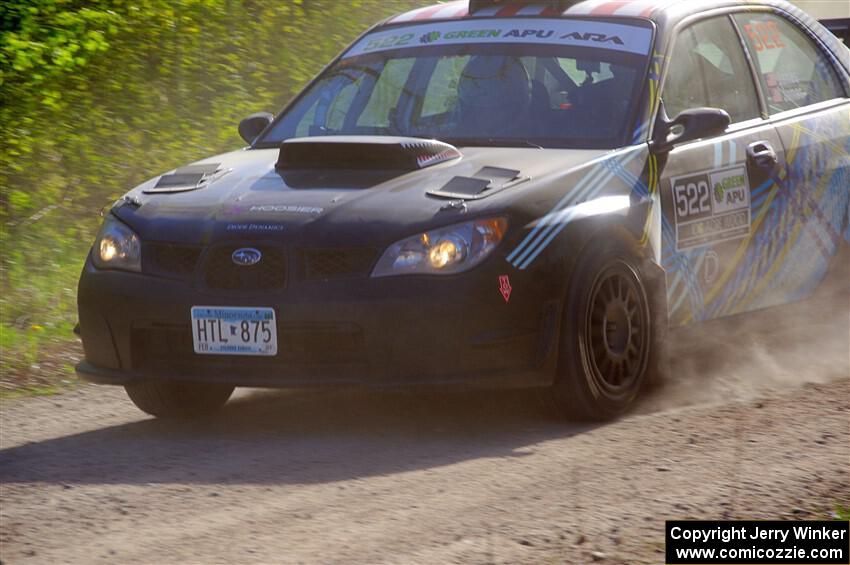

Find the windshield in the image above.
[{"left": 259, "top": 18, "right": 654, "bottom": 149}]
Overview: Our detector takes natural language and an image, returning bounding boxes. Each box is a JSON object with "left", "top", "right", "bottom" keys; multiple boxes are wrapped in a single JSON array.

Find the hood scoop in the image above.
[
  {"left": 427, "top": 166, "right": 528, "bottom": 200},
  {"left": 145, "top": 163, "right": 226, "bottom": 194},
  {"left": 275, "top": 136, "right": 462, "bottom": 190}
]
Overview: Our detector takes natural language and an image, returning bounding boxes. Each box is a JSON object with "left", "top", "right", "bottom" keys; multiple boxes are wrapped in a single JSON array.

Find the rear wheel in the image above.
[
  {"left": 553, "top": 244, "right": 652, "bottom": 420},
  {"left": 124, "top": 381, "right": 234, "bottom": 418}
]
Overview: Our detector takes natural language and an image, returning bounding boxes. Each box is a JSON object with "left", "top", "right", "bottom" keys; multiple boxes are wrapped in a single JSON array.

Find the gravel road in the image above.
[{"left": 2, "top": 278, "right": 848, "bottom": 564}]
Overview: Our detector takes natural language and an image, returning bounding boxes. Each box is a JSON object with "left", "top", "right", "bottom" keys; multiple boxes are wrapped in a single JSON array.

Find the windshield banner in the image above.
[{"left": 345, "top": 18, "right": 652, "bottom": 58}]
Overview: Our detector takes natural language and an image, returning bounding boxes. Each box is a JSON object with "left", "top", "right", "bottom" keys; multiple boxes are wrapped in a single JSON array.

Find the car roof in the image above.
[
  {"left": 381, "top": 0, "right": 849, "bottom": 76},
  {"left": 386, "top": 0, "right": 801, "bottom": 25}
]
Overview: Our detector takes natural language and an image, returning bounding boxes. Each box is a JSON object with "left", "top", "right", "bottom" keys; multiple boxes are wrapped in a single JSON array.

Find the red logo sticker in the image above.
[{"left": 499, "top": 275, "right": 512, "bottom": 303}]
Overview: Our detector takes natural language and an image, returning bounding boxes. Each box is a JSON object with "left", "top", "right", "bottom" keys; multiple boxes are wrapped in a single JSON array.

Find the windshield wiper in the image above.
[{"left": 439, "top": 137, "right": 543, "bottom": 149}]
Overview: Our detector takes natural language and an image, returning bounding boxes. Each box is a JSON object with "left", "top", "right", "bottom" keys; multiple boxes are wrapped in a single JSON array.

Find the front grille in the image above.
[
  {"left": 144, "top": 244, "right": 376, "bottom": 286},
  {"left": 145, "top": 244, "right": 202, "bottom": 279},
  {"left": 203, "top": 245, "right": 286, "bottom": 291},
  {"left": 301, "top": 247, "right": 377, "bottom": 281}
]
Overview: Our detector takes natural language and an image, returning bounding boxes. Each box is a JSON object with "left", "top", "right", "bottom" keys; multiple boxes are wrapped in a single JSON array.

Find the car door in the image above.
[
  {"left": 731, "top": 11, "right": 850, "bottom": 311},
  {"left": 655, "top": 14, "right": 786, "bottom": 326}
]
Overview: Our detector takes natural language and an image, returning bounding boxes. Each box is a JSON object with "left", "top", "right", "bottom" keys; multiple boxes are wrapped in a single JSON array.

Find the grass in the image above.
[
  {"left": 0, "top": 381, "right": 75, "bottom": 400},
  {"left": 0, "top": 213, "right": 94, "bottom": 390}
]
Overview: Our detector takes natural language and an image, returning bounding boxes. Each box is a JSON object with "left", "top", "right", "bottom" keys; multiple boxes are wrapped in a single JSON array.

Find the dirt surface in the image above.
[
  {"left": 0, "top": 340, "right": 82, "bottom": 393},
  {"left": 1, "top": 280, "right": 848, "bottom": 564}
]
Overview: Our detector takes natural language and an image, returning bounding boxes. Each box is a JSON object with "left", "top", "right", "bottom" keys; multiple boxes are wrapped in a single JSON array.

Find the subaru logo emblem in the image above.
[{"left": 231, "top": 248, "right": 262, "bottom": 266}]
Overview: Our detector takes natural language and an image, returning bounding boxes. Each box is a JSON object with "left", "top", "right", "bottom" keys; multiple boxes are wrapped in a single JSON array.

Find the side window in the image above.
[
  {"left": 421, "top": 56, "right": 469, "bottom": 118},
  {"left": 663, "top": 16, "right": 761, "bottom": 123},
  {"left": 295, "top": 73, "right": 364, "bottom": 136},
  {"left": 733, "top": 13, "right": 845, "bottom": 114},
  {"left": 556, "top": 59, "right": 614, "bottom": 88},
  {"left": 356, "top": 58, "right": 415, "bottom": 128}
]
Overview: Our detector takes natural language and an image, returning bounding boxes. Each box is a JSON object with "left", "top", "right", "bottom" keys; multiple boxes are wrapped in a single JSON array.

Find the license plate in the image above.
[{"left": 190, "top": 306, "right": 277, "bottom": 356}]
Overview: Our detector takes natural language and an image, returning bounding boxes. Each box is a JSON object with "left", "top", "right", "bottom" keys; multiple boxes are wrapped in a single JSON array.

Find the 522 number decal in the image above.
[
  {"left": 743, "top": 21, "right": 785, "bottom": 52},
  {"left": 670, "top": 167, "right": 752, "bottom": 250},
  {"left": 362, "top": 33, "right": 414, "bottom": 52},
  {"left": 673, "top": 178, "right": 711, "bottom": 219}
]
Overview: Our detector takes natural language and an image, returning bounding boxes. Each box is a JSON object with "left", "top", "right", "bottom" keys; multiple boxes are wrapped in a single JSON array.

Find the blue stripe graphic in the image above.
[
  {"left": 505, "top": 148, "right": 642, "bottom": 267},
  {"left": 511, "top": 150, "right": 644, "bottom": 269}
]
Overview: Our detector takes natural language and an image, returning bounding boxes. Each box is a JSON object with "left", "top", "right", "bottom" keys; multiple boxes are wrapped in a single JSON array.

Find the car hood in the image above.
[{"left": 114, "top": 144, "right": 609, "bottom": 246}]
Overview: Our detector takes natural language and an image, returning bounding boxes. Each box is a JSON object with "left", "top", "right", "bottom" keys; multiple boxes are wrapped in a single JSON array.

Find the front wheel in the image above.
[
  {"left": 552, "top": 245, "right": 653, "bottom": 420},
  {"left": 124, "top": 381, "right": 234, "bottom": 418}
]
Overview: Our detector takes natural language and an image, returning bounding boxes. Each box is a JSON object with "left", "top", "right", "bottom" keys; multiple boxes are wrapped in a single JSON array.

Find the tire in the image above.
[
  {"left": 124, "top": 381, "right": 234, "bottom": 419},
  {"left": 552, "top": 243, "right": 653, "bottom": 420}
]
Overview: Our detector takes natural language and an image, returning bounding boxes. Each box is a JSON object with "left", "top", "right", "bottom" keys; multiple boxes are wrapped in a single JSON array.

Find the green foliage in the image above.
[{"left": 0, "top": 0, "right": 420, "bottom": 382}]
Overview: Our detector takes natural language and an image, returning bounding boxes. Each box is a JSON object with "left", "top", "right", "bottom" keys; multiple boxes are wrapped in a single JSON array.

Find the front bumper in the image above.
[{"left": 76, "top": 256, "right": 561, "bottom": 389}]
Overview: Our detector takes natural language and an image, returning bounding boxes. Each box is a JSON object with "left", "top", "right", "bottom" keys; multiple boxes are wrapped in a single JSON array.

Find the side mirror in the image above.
[
  {"left": 238, "top": 112, "right": 274, "bottom": 144},
  {"left": 650, "top": 106, "right": 731, "bottom": 154}
]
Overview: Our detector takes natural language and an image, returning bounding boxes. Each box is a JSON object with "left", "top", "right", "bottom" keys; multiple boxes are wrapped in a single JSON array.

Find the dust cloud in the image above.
[{"left": 640, "top": 245, "right": 849, "bottom": 413}]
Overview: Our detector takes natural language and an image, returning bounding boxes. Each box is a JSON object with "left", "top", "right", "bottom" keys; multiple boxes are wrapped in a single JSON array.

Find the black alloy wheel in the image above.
[
  {"left": 552, "top": 243, "right": 653, "bottom": 420},
  {"left": 581, "top": 261, "right": 649, "bottom": 400}
]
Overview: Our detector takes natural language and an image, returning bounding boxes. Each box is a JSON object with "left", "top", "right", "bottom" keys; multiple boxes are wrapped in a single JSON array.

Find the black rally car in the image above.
[{"left": 77, "top": 0, "right": 850, "bottom": 419}]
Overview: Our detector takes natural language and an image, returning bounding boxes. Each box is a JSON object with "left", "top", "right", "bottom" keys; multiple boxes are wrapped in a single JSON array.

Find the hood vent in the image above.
[
  {"left": 145, "top": 163, "right": 224, "bottom": 194},
  {"left": 427, "top": 166, "right": 528, "bottom": 200},
  {"left": 275, "top": 136, "right": 461, "bottom": 172}
]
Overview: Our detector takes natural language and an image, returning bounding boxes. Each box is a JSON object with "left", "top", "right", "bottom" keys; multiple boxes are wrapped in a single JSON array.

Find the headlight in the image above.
[
  {"left": 91, "top": 215, "right": 141, "bottom": 272},
  {"left": 372, "top": 217, "right": 507, "bottom": 277}
]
